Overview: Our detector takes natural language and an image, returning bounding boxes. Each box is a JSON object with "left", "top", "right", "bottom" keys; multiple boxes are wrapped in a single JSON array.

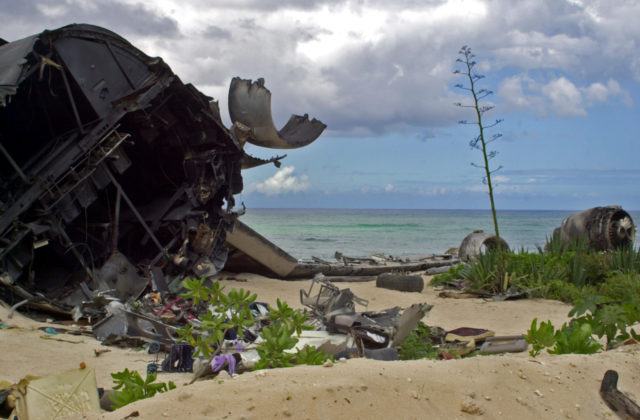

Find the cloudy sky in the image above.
[{"left": 3, "top": 0, "right": 640, "bottom": 210}]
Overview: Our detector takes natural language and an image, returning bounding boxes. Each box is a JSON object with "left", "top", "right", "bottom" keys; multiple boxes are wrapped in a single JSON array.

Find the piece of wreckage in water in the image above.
[
  {"left": 552, "top": 206, "right": 635, "bottom": 251},
  {"left": 0, "top": 24, "right": 325, "bottom": 315},
  {"left": 224, "top": 219, "right": 460, "bottom": 279}
]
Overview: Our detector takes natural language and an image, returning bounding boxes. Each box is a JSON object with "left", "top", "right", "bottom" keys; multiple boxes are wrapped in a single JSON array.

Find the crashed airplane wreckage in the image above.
[{"left": 0, "top": 24, "right": 326, "bottom": 314}]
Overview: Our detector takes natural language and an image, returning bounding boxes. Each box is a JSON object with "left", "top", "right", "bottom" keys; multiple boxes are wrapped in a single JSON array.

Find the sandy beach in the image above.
[{"left": 1, "top": 272, "right": 639, "bottom": 419}]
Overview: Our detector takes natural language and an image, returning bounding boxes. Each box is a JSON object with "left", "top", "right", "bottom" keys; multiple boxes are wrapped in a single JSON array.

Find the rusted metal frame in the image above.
[
  {"left": 57, "top": 60, "right": 85, "bottom": 134},
  {"left": 130, "top": 87, "right": 175, "bottom": 129},
  {"left": 22, "top": 131, "right": 79, "bottom": 180},
  {"left": 104, "top": 40, "right": 136, "bottom": 90},
  {"left": 0, "top": 143, "right": 28, "bottom": 183},
  {"left": 150, "top": 236, "right": 178, "bottom": 266},
  {"left": 104, "top": 167, "right": 169, "bottom": 260},
  {"left": 0, "top": 229, "right": 31, "bottom": 283},
  {"left": 4, "top": 284, "right": 70, "bottom": 315},
  {"left": 0, "top": 113, "right": 127, "bottom": 235},
  {"left": 40, "top": 129, "right": 131, "bottom": 213},
  {"left": 1, "top": 73, "right": 170, "bottom": 235},
  {"left": 52, "top": 218, "right": 95, "bottom": 280},
  {"left": 34, "top": 76, "right": 59, "bottom": 142},
  {"left": 140, "top": 184, "right": 186, "bottom": 246},
  {"left": 112, "top": 184, "right": 121, "bottom": 253}
]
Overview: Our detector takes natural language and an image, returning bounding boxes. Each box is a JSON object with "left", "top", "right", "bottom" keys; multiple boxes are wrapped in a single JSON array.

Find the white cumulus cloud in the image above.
[
  {"left": 498, "top": 75, "right": 532, "bottom": 109},
  {"left": 252, "top": 166, "right": 310, "bottom": 195},
  {"left": 492, "top": 175, "right": 510, "bottom": 183},
  {"left": 582, "top": 79, "right": 632, "bottom": 106},
  {"left": 541, "top": 77, "right": 586, "bottom": 117},
  {"left": 500, "top": 74, "right": 632, "bottom": 118}
]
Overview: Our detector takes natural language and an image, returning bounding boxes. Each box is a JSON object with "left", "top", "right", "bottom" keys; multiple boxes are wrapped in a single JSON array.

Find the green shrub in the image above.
[
  {"left": 109, "top": 369, "right": 176, "bottom": 409},
  {"left": 548, "top": 320, "right": 602, "bottom": 354},
  {"left": 524, "top": 319, "right": 556, "bottom": 357},
  {"left": 460, "top": 251, "right": 500, "bottom": 292},
  {"left": 430, "top": 264, "right": 465, "bottom": 286},
  {"left": 536, "top": 279, "right": 586, "bottom": 303},
  {"left": 526, "top": 295, "right": 640, "bottom": 355},
  {"left": 398, "top": 322, "right": 439, "bottom": 360},
  {"left": 456, "top": 235, "right": 640, "bottom": 304},
  {"left": 597, "top": 271, "right": 640, "bottom": 302},
  {"left": 253, "top": 319, "right": 332, "bottom": 370},
  {"left": 177, "top": 278, "right": 330, "bottom": 372},
  {"left": 608, "top": 246, "right": 640, "bottom": 273}
]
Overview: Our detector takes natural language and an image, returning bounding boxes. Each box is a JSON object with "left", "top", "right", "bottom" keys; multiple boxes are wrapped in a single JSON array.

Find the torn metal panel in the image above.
[
  {"left": 94, "top": 252, "right": 147, "bottom": 301},
  {"left": 292, "top": 330, "right": 355, "bottom": 355},
  {"left": 241, "top": 152, "right": 286, "bottom": 170},
  {"left": 228, "top": 77, "right": 326, "bottom": 149},
  {"left": 225, "top": 219, "right": 298, "bottom": 277},
  {"left": 92, "top": 308, "right": 178, "bottom": 345},
  {"left": 0, "top": 34, "right": 39, "bottom": 106}
]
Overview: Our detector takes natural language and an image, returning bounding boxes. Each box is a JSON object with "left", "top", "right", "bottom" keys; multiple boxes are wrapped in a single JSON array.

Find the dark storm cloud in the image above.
[
  {"left": 2, "top": 0, "right": 638, "bottom": 137},
  {"left": 0, "top": 0, "right": 180, "bottom": 41},
  {"left": 203, "top": 25, "right": 232, "bottom": 40},
  {"left": 185, "top": 0, "right": 341, "bottom": 12},
  {"left": 208, "top": 0, "right": 447, "bottom": 12}
]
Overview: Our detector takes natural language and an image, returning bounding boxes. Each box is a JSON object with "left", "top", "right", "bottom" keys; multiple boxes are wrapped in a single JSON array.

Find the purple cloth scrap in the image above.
[{"left": 211, "top": 354, "right": 236, "bottom": 375}]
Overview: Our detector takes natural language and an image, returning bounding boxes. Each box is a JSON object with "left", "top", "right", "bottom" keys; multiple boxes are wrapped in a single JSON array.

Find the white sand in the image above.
[{"left": 1, "top": 273, "right": 639, "bottom": 419}]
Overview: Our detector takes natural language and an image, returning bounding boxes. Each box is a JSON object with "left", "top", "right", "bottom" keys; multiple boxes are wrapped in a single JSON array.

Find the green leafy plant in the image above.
[
  {"left": 598, "top": 271, "right": 640, "bottom": 301},
  {"left": 568, "top": 294, "right": 611, "bottom": 318},
  {"left": 398, "top": 322, "right": 439, "bottom": 360},
  {"left": 590, "top": 301, "right": 640, "bottom": 348},
  {"left": 254, "top": 320, "right": 331, "bottom": 370},
  {"left": 526, "top": 294, "right": 640, "bottom": 356},
  {"left": 568, "top": 294, "right": 639, "bottom": 348},
  {"left": 268, "top": 298, "right": 313, "bottom": 337},
  {"left": 524, "top": 317, "right": 602, "bottom": 356},
  {"left": 454, "top": 235, "right": 640, "bottom": 304},
  {"left": 177, "top": 279, "right": 257, "bottom": 358},
  {"left": 295, "top": 345, "right": 332, "bottom": 365},
  {"left": 109, "top": 368, "right": 175, "bottom": 409},
  {"left": 460, "top": 249, "right": 499, "bottom": 291},
  {"left": 549, "top": 320, "right": 602, "bottom": 354},
  {"left": 177, "top": 278, "right": 330, "bottom": 372},
  {"left": 254, "top": 322, "right": 299, "bottom": 369},
  {"left": 524, "top": 319, "right": 557, "bottom": 357},
  {"left": 609, "top": 245, "right": 640, "bottom": 272},
  {"left": 430, "top": 264, "right": 465, "bottom": 286}
]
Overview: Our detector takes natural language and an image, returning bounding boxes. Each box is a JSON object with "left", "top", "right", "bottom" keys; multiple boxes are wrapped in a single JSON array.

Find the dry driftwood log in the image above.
[
  {"left": 600, "top": 370, "right": 640, "bottom": 420},
  {"left": 323, "top": 276, "right": 378, "bottom": 283}
]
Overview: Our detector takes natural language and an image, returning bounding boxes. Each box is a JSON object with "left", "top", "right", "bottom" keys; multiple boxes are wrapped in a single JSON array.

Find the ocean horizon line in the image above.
[{"left": 240, "top": 207, "right": 640, "bottom": 212}]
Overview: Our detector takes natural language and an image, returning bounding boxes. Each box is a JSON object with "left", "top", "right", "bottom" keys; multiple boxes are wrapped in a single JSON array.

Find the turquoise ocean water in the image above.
[{"left": 237, "top": 209, "right": 640, "bottom": 261}]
